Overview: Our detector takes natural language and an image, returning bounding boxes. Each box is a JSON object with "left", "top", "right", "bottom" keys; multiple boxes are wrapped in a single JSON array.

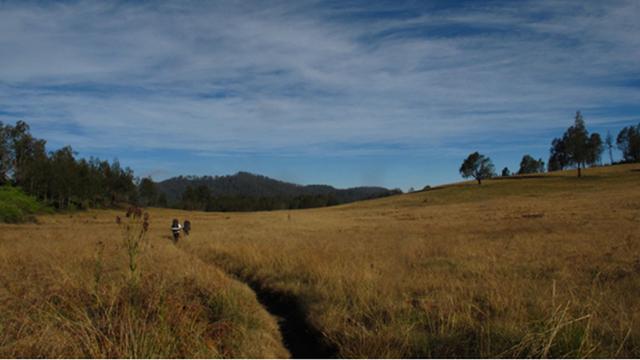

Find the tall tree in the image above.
[
  {"left": 586, "top": 133, "right": 603, "bottom": 166},
  {"left": 9, "top": 121, "right": 37, "bottom": 185},
  {"left": 49, "top": 146, "right": 77, "bottom": 209},
  {"left": 552, "top": 111, "right": 603, "bottom": 177},
  {"left": 0, "top": 122, "right": 11, "bottom": 184},
  {"left": 195, "top": 184, "right": 211, "bottom": 210},
  {"left": 181, "top": 185, "right": 197, "bottom": 210},
  {"left": 501, "top": 167, "right": 511, "bottom": 177},
  {"left": 565, "top": 111, "right": 589, "bottom": 177},
  {"left": 459, "top": 152, "right": 495, "bottom": 185},
  {"left": 616, "top": 123, "right": 640, "bottom": 163},
  {"left": 24, "top": 139, "right": 48, "bottom": 197},
  {"left": 157, "top": 192, "right": 168, "bottom": 207},
  {"left": 548, "top": 137, "right": 569, "bottom": 172},
  {"left": 605, "top": 131, "right": 614, "bottom": 164},
  {"left": 138, "top": 177, "right": 158, "bottom": 206}
]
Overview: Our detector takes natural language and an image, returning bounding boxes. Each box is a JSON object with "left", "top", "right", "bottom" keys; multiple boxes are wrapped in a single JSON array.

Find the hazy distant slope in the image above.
[{"left": 157, "top": 171, "right": 397, "bottom": 204}]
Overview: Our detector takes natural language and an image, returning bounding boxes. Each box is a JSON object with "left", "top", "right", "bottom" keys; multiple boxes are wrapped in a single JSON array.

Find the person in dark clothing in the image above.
[
  {"left": 171, "top": 218, "right": 182, "bottom": 242},
  {"left": 183, "top": 220, "right": 191, "bottom": 236}
]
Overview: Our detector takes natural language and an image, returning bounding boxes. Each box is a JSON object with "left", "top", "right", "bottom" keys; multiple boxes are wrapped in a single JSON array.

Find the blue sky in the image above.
[{"left": 0, "top": 0, "right": 639, "bottom": 190}]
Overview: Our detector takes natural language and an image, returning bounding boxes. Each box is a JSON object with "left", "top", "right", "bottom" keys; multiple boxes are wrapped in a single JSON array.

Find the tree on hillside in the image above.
[
  {"left": 518, "top": 155, "right": 545, "bottom": 175},
  {"left": 564, "top": 111, "right": 589, "bottom": 177},
  {"left": 24, "top": 139, "right": 48, "bottom": 198},
  {"left": 139, "top": 177, "right": 158, "bottom": 206},
  {"left": 0, "top": 120, "right": 139, "bottom": 209},
  {"left": 501, "top": 167, "right": 511, "bottom": 177},
  {"left": 548, "top": 137, "right": 569, "bottom": 172},
  {"left": 605, "top": 131, "right": 614, "bottom": 164},
  {"left": 586, "top": 133, "right": 603, "bottom": 165},
  {"left": 195, "top": 184, "right": 211, "bottom": 210},
  {"left": 616, "top": 122, "right": 640, "bottom": 163},
  {"left": 181, "top": 185, "right": 196, "bottom": 210},
  {"left": 181, "top": 184, "right": 211, "bottom": 211},
  {"left": 157, "top": 192, "right": 168, "bottom": 207},
  {"left": 49, "top": 146, "right": 77, "bottom": 209},
  {"left": 459, "top": 152, "right": 495, "bottom": 185},
  {"left": 548, "top": 111, "right": 603, "bottom": 177},
  {"left": 9, "top": 121, "right": 41, "bottom": 186},
  {"left": 0, "top": 122, "right": 10, "bottom": 184}
]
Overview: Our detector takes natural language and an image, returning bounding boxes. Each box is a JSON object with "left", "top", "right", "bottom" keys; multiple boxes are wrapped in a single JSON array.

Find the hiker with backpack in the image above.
[
  {"left": 183, "top": 220, "right": 191, "bottom": 235},
  {"left": 171, "top": 218, "right": 182, "bottom": 242}
]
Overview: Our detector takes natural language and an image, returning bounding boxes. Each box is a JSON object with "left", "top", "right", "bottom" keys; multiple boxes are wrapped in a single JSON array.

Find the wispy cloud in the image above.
[{"left": 0, "top": 0, "right": 638, "bottom": 184}]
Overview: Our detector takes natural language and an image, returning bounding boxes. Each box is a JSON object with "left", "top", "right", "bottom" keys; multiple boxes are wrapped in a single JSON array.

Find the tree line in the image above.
[
  {"left": 0, "top": 121, "right": 137, "bottom": 209},
  {"left": 179, "top": 184, "right": 344, "bottom": 212},
  {"left": 460, "top": 111, "right": 640, "bottom": 184},
  {"left": 177, "top": 186, "right": 402, "bottom": 212},
  {"left": 0, "top": 120, "right": 402, "bottom": 212}
]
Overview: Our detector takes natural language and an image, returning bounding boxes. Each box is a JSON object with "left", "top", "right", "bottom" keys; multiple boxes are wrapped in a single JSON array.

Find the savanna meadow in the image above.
[
  {"left": 2, "top": 151, "right": 640, "bottom": 358},
  {"left": 2, "top": 1, "right": 640, "bottom": 359}
]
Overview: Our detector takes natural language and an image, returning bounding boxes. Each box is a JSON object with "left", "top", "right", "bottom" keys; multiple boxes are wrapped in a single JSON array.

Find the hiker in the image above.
[
  {"left": 183, "top": 220, "right": 191, "bottom": 236},
  {"left": 171, "top": 218, "right": 182, "bottom": 242}
]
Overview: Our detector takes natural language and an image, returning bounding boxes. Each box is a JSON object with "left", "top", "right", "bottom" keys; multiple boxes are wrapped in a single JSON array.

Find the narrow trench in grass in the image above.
[
  {"left": 240, "top": 277, "right": 338, "bottom": 359},
  {"left": 179, "top": 244, "right": 338, "bottom": 358}
]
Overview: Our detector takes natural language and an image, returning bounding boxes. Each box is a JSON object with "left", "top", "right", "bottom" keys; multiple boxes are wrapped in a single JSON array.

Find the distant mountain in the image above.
[{"left": 157, "top": 171, "right": 400, "bottom": 209}]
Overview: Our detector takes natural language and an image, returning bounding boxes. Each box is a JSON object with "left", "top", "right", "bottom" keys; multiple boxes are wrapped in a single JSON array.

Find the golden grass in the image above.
[
  {"left": 178, "top": 164, "right": 640, "bottom": 357},
  {"left": 0, "top": 209, "right": 288, "bottom": 358},
  {"left": 1, "top": 163, "right": 639, "bottom": 358}
]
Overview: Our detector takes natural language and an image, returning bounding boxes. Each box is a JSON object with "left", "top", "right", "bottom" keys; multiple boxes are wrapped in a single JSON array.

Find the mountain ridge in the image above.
[{"left": 156, "top": 171, "right": 400, "bottom": 207}]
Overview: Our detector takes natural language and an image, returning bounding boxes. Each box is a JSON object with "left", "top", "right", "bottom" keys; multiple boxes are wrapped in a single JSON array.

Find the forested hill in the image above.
[{"left": 157, "top": 172, "right": 401, "bottom": 210}]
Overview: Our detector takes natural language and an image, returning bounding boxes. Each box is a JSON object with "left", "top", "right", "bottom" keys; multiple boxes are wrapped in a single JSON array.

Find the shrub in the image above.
[{"left": 0, "top": 185, "right": 45, "bottom": 223}]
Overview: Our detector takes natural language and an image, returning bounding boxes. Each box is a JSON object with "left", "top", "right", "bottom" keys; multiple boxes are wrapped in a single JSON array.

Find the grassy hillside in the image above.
[
  {"left": 1, "top": 164, "right": 638, "bottom": 358},
  {"left": 179, "top": 163, "right": 640, "bottom": 357}
]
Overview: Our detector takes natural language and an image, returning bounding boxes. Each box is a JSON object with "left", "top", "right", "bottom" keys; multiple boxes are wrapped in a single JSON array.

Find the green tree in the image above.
[
  {"left": 157, "top": 192, "right": 168, "bottom": 207},
  {"left": 586, "top": 133, "right": 603, "bottom": 165},
  {"left": 616, "top": 123, "right": 640, "bottom": 163},
  {"left": 518, "top": 155, "right": 545, "bottom": 174},
  {"left": 25, "top": 139, "right": 49, "bottom": 199},
  {"left": 459, "top": 152, "right": 495, "bottom": 185},
  {"left": 501, "top": 167, "right": 511, "bottom": 177},
  {"left": 138, "top": 177, "right": 158, "bottom": 207},
  {"left": 181, "top": 185, "right": 198, "bottom": 210},
  {"left": 548, "top": 137, "right": 568, "bottom": 172},
  {"left": 9, "top": 121, "right": 37, "bottom": 185},
  {"left": 552, "top": 111, "right": 603, "bottom": 177},
  {"left": 195, "top": 184, "right": 211, "bottom": 210},
  {"left": 565, "top": 111, "right": 589, "bottom": 177},
  {"left": 0, "top": 122, "right": 11, "bottom": 184},
  {"left": 49, "top": 146, "right": 77, "bottom": 209}
]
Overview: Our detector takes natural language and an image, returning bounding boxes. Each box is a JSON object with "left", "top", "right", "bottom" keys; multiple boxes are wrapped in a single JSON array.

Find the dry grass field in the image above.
[
  {"left": 1, "top": 163, "right": 639, "bottom": 358},
  {"left": 0, "top": 210, "right": 288, "bottom": 358}
]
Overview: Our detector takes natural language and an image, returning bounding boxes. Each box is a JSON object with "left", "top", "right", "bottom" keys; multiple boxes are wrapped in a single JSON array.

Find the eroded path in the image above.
[
  {"left": 180, "top": 244, "right": 337, "bottom": 358},
  {"left": 240, "top": 277, "right": 337, "bottom": 359}
]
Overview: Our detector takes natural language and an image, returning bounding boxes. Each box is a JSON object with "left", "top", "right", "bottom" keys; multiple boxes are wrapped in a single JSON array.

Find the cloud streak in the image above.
[{"left": 0, "top": 0, "right": 638, "bottom": 186}]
